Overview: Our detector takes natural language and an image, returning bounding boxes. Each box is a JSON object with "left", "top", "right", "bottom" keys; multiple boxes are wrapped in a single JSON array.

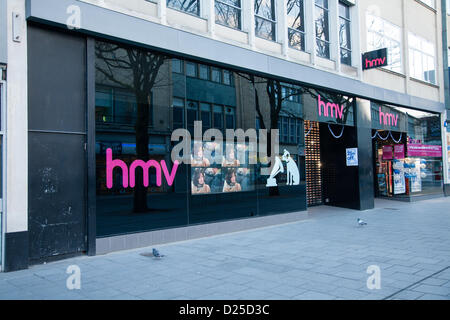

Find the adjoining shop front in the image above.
[{"left": 24, "top": 23, "right": 445, "bottom": 266}]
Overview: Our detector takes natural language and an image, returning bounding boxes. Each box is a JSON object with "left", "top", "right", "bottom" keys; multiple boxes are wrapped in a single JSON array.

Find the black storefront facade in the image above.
[{"left": 20, "top": 8, "right": 445, "bottom": 268}]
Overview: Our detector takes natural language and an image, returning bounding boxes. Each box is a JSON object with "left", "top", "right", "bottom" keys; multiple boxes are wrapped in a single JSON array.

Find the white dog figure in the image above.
[{"left": 282, "top": 150, "right": 300, "bottom": 186}]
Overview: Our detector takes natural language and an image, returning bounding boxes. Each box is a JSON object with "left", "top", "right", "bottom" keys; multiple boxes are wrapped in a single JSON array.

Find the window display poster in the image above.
[
  {"left": 382, "top": 145, "right": 393, "bottom": 160},
  {"left": 409, "top": 160, "right": 422, "bottom": 193},
  {"left": 190, "top": 142, "right": 255, "bottom": 195},
  {"left": 447, "top": 132, "right": 450, "bottom": 183},
  {"left": 394, "top": 144, "right": 405, "bottom": 159},
  {"left": 346, "top": 148, "right": 358, "bottom": 166},
  {"left": 392, "top": 159, "right": 406, "bottom": 194}
]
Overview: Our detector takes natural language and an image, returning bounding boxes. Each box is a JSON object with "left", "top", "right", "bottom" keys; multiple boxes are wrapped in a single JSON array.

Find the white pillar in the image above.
[
  {"left": 244, "top": 0, "right": 256, "bottom": 49},
  {"left": 305, "top": 0, "right": 316, "bottom": 65},
  {"left": 158, "top": 0, "right": 167, "bottom": 25},
  {"left": 352, "top": 0, "right": 363, "bottom": 79},
  {"left": 6, "top": 0, "right": 28, "bottom": 234},
  {"left": 329, "top": 0, "right": 340, "bottom": 70},
  {"left": 204, "top": 0, "right": 215, "bottom": 37},
  {"left": 277, "top": 0, "right": 288, "bottom": 57}
]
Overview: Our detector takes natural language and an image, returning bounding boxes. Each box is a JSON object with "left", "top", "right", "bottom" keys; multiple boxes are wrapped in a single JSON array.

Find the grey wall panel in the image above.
[
  {"left": 28, "top": 25, "right": 87, "bottom": 262},
  {"left": 25, "top": 0, "right": 445, "bottom": 114},
  {"left": 28, "top": 25, "right": 86, "bottom": 132},
  {"left": 28, "top": 132, "right": 86, "bottom": 261}
]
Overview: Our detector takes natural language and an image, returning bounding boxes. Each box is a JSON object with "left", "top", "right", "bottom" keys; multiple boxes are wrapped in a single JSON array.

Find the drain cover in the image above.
[{"left": 384, "top": 208, "right": 399, "bottom": 211}]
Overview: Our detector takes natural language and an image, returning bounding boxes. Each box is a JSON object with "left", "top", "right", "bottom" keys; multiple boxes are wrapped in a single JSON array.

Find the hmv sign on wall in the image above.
[{"left": 362, "top": 48, "right": 388, "bottom": 70}]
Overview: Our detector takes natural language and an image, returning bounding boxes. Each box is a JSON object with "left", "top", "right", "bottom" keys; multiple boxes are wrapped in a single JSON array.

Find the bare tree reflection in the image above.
[{"left": 96, "top": 42, "right": 166, "bottom": 213}]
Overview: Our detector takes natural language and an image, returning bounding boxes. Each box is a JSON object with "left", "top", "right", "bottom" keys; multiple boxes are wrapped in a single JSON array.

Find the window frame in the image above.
[
  {"left": 166, "top": 0, "right": 201, "bottom": 17},
  {"left": 254, "top": 0, "right": 277, "bottom": 42},
  {"left": 215, "top": 0, "right": 242, "bottom": 30},
  {"left": 314, "top": 0, "right": 331, "bottom": 59},
  {"left": 287, "top": 0, "right": 306, "bottom": 52},
  {"left": 338, "top": 1, "right": 352, "bottom": 66},
  {"left": 408, "top": 32, "right": 437, "bottom": 85},
  {"left": 366, "top": 13, "right": 403, "bottom": 74}
]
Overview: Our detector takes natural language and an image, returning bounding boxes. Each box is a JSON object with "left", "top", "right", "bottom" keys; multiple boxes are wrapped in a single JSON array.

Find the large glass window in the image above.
[
  {"left": 408, "top": 33, "right": 436, "bottom": 85},
  {"left": 255, "top": 0, "right": 277, "bottom": 41},
  {"left": 215, "top": 0, "right": 242, "bottom": 30},
  {"left": 167, "top": 0, "right": 200, "bottom": 16},
  {"left": 95, "top": 40, "right": 311, "bottom": 238},
  {"left": 339, "top": 2, "right": 351, "bottom": 65},
  {"left": 315, "top": 0, "right": 330, "bottom": 59},
  {"left": 366, "top": 13, "right": 402, "bottom": 73},
  {"left": 287, "top": 0, "right": 306, "bottom": 52},
  {"left": 373, "top": 105, "right": 443, "bottom": 199}
]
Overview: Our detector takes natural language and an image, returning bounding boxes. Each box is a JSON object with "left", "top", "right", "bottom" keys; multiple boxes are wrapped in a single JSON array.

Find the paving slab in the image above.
[{"left": 1, "top": 197, "right": 450, "bottom": 300}]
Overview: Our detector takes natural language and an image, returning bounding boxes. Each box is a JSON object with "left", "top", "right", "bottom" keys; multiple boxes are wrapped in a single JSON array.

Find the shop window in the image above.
[
  {"left": 366, "top": 13, "right": 402, "bottom": 73},
  {"left": 167, "top": 0, "right": 200, "bottom": 16},
  {"left": 95, "top": 39, "right": 310, "bottom": 237},
  {"left": 287, "top": 0, "right": 306, "bottom": 52},
  {"left": 408, "top": 33, "right": 436, "bottom": 85},
  {"left": 339, "top": 2, "right": 352, "bottom": 65},
  {"left": 215, "top": 0, "right": 242, "bottom": 30},
  {"left": 373, "top": 104, "right": 443, "bottom": 199},
  {"left": 315, "top": 0, "right": 330, "bottom": 59},
  {"left": 255, "top": 0, "right": 277, "bottom": 41}
]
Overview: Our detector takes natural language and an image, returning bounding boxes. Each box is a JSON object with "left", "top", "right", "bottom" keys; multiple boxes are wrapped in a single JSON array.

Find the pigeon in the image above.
[
  {"left": 357, "top": 218, "right": 367, "bottom": 226},
  {"left": 152, "top": 248, "right": 165, "bottom": 258}
]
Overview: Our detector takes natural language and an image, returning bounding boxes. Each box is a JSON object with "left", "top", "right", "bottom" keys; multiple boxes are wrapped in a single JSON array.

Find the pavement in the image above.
[{"left": 1, "top": 197, "right": 450, "bottom": 300}]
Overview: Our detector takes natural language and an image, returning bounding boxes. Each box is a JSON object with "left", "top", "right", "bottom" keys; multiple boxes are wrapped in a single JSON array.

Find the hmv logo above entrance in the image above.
[
  {"left": 318, "top": 95, "right": 344, "bottom": 119},
  {"left": 379, "top": 107, "right": 398, "bottom": 127}
]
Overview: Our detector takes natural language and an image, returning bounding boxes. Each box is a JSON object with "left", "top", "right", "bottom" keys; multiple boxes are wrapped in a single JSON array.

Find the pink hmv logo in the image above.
[
  {"left": 318, "top": 95, "right": 344, "bottom": 119},
  {"left": 365, "top": 57, "right": 386, "bottom": 69},
  {"left": 379, "top": 107, "right": 398, "bottom": 127},
  {"left": 106, "top": 148, "right": 179, "bottom": 189}
]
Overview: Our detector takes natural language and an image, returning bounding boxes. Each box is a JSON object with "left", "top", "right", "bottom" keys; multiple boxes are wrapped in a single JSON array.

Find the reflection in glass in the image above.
[
  {"left": 315, "top": 0, "right": 330, "bottom": 59},
  {"left": 255, "top": 0, "right": 276, "bottom": 41},
  {"left": 215, "top": 0, "right": 241, "bottom": 30},
  {"left": 287, "top": 0, "right": 306, "bottom": 51},
  {"left": 167, "top": 0, "right": 200, "bottom": 16}
]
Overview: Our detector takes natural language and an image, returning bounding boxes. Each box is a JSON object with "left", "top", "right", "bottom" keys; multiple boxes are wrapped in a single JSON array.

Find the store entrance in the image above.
[
  {"left": 305, "top": 121, "right": 360, "bottom": 209},
  {"left": 372, "top": 130, "right": 408, "bottom": 199}
]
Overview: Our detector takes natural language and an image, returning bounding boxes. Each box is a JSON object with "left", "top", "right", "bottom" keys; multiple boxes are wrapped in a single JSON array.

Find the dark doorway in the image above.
[
  {"left": 319, "top": 123, "right": 360, "bottom": 210},
  {"left": 305, "top": 121, "right": 360, "bottom": 210},
  {"left": 28, "top": 25, "right": 87, "bottom": 262}
]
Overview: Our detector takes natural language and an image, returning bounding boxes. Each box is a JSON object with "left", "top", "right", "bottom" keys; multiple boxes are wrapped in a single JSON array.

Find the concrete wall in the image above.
[
  {"left": 3, "top": 0, "right": 28, "bottom": 271},
  {"left": 360, "top": 0, "right": 444, "bottom": 103},
  {"left": 76, "top": 0, "right": 446, "bottom": 107},
  {"left": 0, "top": 0, "right": 7, "bottom": 64}
]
